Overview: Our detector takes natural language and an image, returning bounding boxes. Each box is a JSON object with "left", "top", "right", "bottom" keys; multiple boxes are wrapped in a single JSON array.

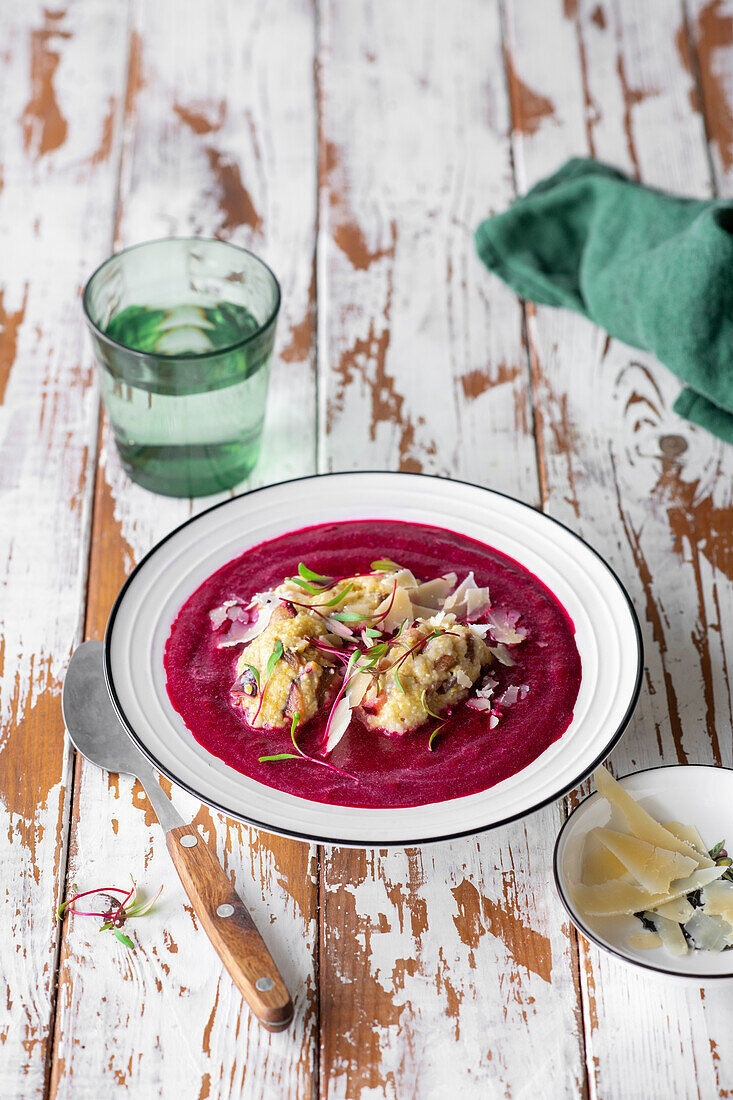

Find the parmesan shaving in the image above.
[
  {"left": 323, "top": 695, "right": 353, "bottom": 754},
  {"left": 593, "top": 766, "right": 713, "bottom": 868},
  {"left": 209, "top": 599, "right": 239, "bottom": 629},
  {"left": 379, "top": 585, "right": 414, "bottom": 633},
  {"left": 484, "top": 608, "right": 527, "bottom": 645},
  {"left": 391, "top": 568, "right": 418, "bottom": 589},
  {"left": 627, "top": 930, "right": 662, "bottom": 950},
  {"left": 581, "top": 844, "right": 627, "bottom": 886},
  {"left": 410, "top": 577, "right": 454, "bottom": 609},
  {"left": 649, "top": 896, "right": 695, "bottom": 924},
  {"left": 442, "top": 572, "right": 491, "bottom": 619},
  {"left": 593, "top": 828, "right": 698, "bottom": 894},
  {"left": 466, "top": 696, "right": 493, "bottom": 713},
  {"left": 325, "top": 616, "right": 355, "bottom": 639},
  {"left": 571, "top": 865, "right": 725, "bottom": 916},
  {"left": 488, "top": 644, "right": 515, "bottom": 667},
  {"left": 455, "top": 668, "right": 473, "bottom": 689},
  {"left": 663, "top": 821, "right": 709, "bottom": 859},
  {"left": 701, "top": 880, "right": 733, "bottom": 924},
  {"left": 684, "top": 910, "right": 733, "bottom": 953},
  {"left": 216, "top": 601, "right": 275, "bottom": 648},
  {"left": 347, "top": 671, "right": 372, "bottom": 707},
  {"left": 443, "top": 571, "right": 478, "bottom": 612},
  {"left": 643, "top": 912, "right": 689, "bottom": 957},
  {"left": 410, "top": 602, "right": 440, "bottom": 621},
  {"left": 465, "top": 586, "right": 491, "bottom": 621}
]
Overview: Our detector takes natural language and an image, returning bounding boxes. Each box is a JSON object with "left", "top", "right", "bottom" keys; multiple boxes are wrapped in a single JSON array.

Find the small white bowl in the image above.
[{"left": 554, "top": 764, "right": 733, "bottom": 981}]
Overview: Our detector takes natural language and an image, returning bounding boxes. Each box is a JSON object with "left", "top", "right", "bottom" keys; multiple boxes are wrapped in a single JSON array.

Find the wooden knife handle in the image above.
[{"left": 166, "top": 825, "right": 293, "bottom": 1031}]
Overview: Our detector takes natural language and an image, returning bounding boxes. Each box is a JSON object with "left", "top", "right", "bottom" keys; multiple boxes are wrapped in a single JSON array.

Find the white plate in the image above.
[
  {"left": 104, "top": 471, "right": 642, "bottom": 846},
  {"left": 554, "top": 766, "right": 733, "bottom": 981}
]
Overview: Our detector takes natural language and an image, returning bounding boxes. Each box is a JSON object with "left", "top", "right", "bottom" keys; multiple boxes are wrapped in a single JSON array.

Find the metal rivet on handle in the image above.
[
  {"left": 180, "top": 834, "right": 198, "bottom": 847},
  {"left": 255, "top": 977, "right": 274, "bottom": 992},
  {"left": 217, "top": 903, "right": 234, "bottom": 918}
]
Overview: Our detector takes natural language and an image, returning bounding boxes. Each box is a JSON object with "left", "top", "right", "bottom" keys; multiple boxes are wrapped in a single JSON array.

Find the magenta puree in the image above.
[{"left": 164, "top": 520, "right": 581, "bottom": 809}]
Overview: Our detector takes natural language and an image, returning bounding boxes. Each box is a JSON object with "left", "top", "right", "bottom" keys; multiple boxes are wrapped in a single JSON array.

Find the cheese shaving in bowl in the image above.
[{"left": 570, "top": 765, "right": 733, "bottom": 959}]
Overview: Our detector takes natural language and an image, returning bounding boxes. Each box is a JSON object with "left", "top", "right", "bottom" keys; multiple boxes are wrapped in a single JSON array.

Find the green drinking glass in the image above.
[{"left": 83, "top": 237, "right": 281, "bottom": 497}]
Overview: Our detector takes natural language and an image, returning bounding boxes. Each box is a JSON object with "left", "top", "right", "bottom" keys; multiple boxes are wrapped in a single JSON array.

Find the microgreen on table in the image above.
[{"left": 57, "top": 877, "right": 162, "bottom": 950}]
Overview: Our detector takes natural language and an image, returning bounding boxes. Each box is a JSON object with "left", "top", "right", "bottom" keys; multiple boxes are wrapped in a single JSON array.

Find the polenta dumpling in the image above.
[{"left": 233, "top": 607, "right": 338, "bottom": 730}]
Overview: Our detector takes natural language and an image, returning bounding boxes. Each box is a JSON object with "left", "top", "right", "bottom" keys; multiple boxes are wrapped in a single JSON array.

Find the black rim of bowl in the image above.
[
  {"left": 103, "top": 470, "right": 645, "bottom": 847},
  {"left": 553, "top": 763, "right": 733, "bottom": 979}
]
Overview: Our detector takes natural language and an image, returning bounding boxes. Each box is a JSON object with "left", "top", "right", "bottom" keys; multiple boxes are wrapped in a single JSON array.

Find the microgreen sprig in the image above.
[
  {"left": 258, "top": 709, "right": 357, "bottom": 779},
  {"left": 259, "top": 711, "right": 302, "bottom": 764},
  {"left": 420, "top": 689, "right": 447, "bottom": 750},
  {"left": 362, "top": 642, "right": 389, "bottom": 666},
  {"left": 306, "top": 636, "right": 352, "bottom": 665},
  {"left": 266, "top": 640, "right": 284, "bottom": 678},
  {"left": 242, "top": 663, "right": 260, "bottom": 689},
  {"left": 289, "top": 576, "right": 324, "bottom": 595},
  {"left": 709, "top": 840, "right": 733, "bottom": 880},
  {"left": 420, "top": 689, "right": 443, "bottom": 721},
  {"left": 428, "top": 725, "right": 446, "bottom": 751},
  {"left": 389, "top": 630, "right": 443, "bottom": 676},
  {"left": 57, "top": 877, "right": 162, "bottom": 950},
  {"left": 371, "top": 559, "right": 402, "bottom": 573},
  {"left": 289, "top": 581, "right": 355, "bottom": 607},
  {"left": 252, "top": 640, "right": 284, "bottom": 724},
  {"left": 299, "top": 563, "right": 333, "bottom": 586},
  {"left": 320, "top": 583, "right": 355, "bottom": 608}
]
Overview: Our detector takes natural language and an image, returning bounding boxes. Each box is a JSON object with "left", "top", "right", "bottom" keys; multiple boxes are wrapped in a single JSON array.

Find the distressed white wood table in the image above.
[{"left": 2, "top": 1, "right": 733, "bottom": 1096}]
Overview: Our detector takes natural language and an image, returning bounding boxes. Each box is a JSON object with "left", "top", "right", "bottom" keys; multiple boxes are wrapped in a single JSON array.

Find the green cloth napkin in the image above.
[{"left": 474, "top": 157, "right": 733, "bottom": 442}]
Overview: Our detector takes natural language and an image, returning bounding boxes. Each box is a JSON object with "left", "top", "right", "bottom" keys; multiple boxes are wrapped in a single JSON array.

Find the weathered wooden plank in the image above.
[
  {"left": 672, "top": 5, "right": 733, "bottom": 1097},
  {"left": 50, "top": 0, "right": 319, "bottom": 1096},
  {"left": 687, "top": 0, "right": 733, "bottom": 193},
  {"left": 505, "top": 0, "right": 733, "bottom": 1096},
  {"left": 0, "top": 3, "right": 129, "bottom": 1096},
  {"left": 317, "top": 2, "right": 586, "bottom": 1097}
]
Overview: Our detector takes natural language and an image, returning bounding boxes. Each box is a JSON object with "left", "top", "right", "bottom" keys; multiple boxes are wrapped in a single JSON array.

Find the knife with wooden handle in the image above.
[
  {"left": 61, "top": 641, "right": 294, "bottom": 1032},
  {"left": 166, "top": 824, "right": 292, "bottom": 1029}
]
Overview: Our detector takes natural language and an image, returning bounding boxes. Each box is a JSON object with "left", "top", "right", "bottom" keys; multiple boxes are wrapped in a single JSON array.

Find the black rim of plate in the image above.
[
  {"left": 103, "top": 470, "right": 645, "bottom": 847},
  {"left": 553, "top": 764, "right": 733, "bottom": 979}
]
